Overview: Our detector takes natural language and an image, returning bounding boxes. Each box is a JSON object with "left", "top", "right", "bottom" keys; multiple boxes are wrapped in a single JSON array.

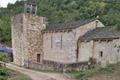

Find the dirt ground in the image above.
[
  {"left": 6, "top": 63, "right": 120, "bottom": 80},
  {"left": 6, "top": 63, "right": 72, "bottom": 80}
]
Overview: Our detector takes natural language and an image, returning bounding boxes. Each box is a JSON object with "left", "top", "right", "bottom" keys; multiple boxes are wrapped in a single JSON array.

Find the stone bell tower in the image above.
[
  {"left": 12, "top": 1, "right": 46, "bottom": 66},
  {"left": 24, "top": 0, "right": 37, "bottom": 15}
]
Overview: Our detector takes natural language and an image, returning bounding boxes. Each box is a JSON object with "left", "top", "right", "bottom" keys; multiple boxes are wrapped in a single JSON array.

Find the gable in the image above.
[{"left": 72, "top": 19, "right": 104, "bottom": 40}]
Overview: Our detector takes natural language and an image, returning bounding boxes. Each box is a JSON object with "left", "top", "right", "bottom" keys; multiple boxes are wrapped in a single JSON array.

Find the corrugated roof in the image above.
[
  {"left": 79, "top": 27, "right": 120, "bottom": 42},
  {"left": 43, "top": 19, "right": 96, "bottom": 31}
]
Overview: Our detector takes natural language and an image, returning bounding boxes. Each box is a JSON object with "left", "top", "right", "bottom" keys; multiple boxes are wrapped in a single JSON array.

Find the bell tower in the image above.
[
  {"left": 12, "top": 0, "right": 48, "bottom": 66},
  {"left": 24, "top": 0, "right": 37, "bottom": 15}
]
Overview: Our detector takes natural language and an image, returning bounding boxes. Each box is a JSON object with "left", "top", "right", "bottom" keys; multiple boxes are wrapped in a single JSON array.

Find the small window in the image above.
[
  {"left": 99, "top": 51, "right": 103, "bottom": 57},
  {"left": 117, "top": 49, "right": 120, "bottom": 53},
  {"left": 37, "top": 54, "right": 41, "bottom": 62}
]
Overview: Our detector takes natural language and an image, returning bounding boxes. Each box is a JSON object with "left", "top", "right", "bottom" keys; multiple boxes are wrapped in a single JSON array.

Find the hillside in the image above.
[{"left": 0, "top": 0, "right": 120, "bottom": 45}]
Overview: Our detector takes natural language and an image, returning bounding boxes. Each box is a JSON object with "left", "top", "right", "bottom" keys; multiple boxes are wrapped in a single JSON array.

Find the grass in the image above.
[
  {"left": 0, "top": 52, "right": 6, "bottom": 61},
  {"left": 0, "top": 52, "right": 32, "bottom": 80},
  {"left": 8, "top": 69, "right": 32, "bottom": 80},
  {"left": 9, "top": 73, "right": 32, "bottom": 80},
  {"left": 68, "top": 62, "right": 120, "bottom": 79},
  {"left": 0, "top": 66, "right": 32, "bottom": 80}
]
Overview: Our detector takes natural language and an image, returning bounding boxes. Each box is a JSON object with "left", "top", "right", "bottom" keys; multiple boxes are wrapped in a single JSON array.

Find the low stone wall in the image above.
[{"left": 24, "top": 60, "right": 96, "bottom": 72}]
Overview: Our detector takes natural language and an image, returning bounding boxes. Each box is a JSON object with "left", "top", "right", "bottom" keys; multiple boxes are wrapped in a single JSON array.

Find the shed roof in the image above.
[
  {"left": 43, "top": 19, "right": 96, "bottom": 32},
  {"left": 79, "top": 27, "right": 120, "bottom": 42}
]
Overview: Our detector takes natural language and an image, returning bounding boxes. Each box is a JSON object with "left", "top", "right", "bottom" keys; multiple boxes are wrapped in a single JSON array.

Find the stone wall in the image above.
[
  {"left": 78, "top": 39, "right": 120, "bottom": 67},
  {"left": 43, "top": 32, "right": 76, "bottom": 63},
  {"left": 43, "top": 20, "right": 104, "bottom": 63},
  {"left": 73, "top": 20, "right": 104, "bottom": 40},
  {"left": 25, "top": 60, "right": 93, "bottom": 72},
  {"left": 12, "top": 13, "right": 46, "bottom": 66},
  {"left": 23, "top": 14, "right": 46, "bottom": 63},
  {"left": 12, "top": 14, "right": 23, "bottom": 66},
  {"left": 78, "top": 41, "right": 93, "bottom": 62},
  {"left": 12, "top": 13, "right": 107, "bottom": 71},
  {"left": 94, "top": 39, "right": 120, "bottom": 66}
]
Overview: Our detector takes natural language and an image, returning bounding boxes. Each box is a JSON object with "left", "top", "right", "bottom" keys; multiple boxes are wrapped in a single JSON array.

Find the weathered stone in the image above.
[
  {"left": 12, "top": 13, "right": 117, "bottom": 71},
  {"left": 78, "top": 39, "right": 120, "bottom": 67},
  {"left": 12, "top": 13, "right": 46, "bottom": 66},
  {"left": 43, "top": 20, "right": 104, "bottom": 63}
]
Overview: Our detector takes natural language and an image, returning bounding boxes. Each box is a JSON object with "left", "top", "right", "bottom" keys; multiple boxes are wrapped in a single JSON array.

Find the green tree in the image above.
[{"left": 0, "top": 0, "right": 120, "bottom": 44}]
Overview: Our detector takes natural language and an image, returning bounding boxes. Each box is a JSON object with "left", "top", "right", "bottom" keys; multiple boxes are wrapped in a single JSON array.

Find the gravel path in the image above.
[{"left": 6, "top": 63, "right": 72, "bottom": 80}]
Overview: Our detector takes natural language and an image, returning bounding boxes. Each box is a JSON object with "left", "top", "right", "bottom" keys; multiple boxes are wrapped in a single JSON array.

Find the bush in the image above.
[
  {"left": 0, "top": 52, "right": 7, "bottom": 61},
  {"left": 0, "top": 76, "right": 7, "bottom": 80},
  {"left": 0, "top": 67, "right": 9, "bottom": 76},
  {"left": 10, "top": 75, "right": 32, "bottom": 80},
  {"left": 0, "top": 67, "right": 31, "bottom": 80},
  {"left": 69, "top": 62, "right": 120, "bottom": 79},
  {"left": 71, "top": 69, "right": 100, "bottom": 79}
]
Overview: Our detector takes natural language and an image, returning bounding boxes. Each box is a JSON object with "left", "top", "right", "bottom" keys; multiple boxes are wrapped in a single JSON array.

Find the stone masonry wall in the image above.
[
  {"left": 78, "top": 41, "right": 93, "bottom": 62},
  {"left": 26, "top": 60, "right": 92, "bottom": 72},
  {"left": 43, "top": 20, "right": 104, "bottom": 63},
  {"left": 12, "top": 14, "right": 24, "bottom": 66},
  {"left": 78, "top": 39, "right": 120, "bottom": 67},
  {"left": 23, "top": 14, "right": 46, "bottom": 63},
  {"left": 12, "top": 13, "right": 46, "bottom": 66},
  {"left": 43, "top": 32, "right": 76, "bottom": 63},
  {"left": 94, "top": 39, "right": 120, "bottom": 66}
]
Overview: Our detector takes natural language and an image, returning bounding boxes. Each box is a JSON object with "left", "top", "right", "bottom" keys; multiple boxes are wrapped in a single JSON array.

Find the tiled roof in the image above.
[
  {"left": 43, "top": 19, "right": 96, "bottom": 31},
  {"left": 79, "top": 27, "right": 120, "bottom": 42}
]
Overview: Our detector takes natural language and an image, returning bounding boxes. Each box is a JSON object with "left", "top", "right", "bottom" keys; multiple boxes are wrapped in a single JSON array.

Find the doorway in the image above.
[{"left": 37, "top": 54, "right": 41, "bottom": 62}]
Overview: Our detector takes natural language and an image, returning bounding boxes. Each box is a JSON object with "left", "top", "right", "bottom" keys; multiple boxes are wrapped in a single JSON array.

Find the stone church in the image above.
[{"left": 11, "top": 2, "right": 120, "bottom": 71}]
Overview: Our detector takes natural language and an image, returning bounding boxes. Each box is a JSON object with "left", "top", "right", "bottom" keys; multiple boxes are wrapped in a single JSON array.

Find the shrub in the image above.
[
  {"left": 0, "top": 67, "right": 9, "bottom": 76},
  {"left": 69, "top": 62, "right": 120, "bottom": 79},
  {"left": 0, "top": 76, "right": 7, "bottom": 80},
  {"left": 0, "top": 52, "right": 7, "bottom": 61}
]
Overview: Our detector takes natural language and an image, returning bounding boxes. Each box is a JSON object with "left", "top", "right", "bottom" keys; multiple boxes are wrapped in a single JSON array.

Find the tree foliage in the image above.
[{"left": 0, "top": 0, "right": 120, "bottom": 44}]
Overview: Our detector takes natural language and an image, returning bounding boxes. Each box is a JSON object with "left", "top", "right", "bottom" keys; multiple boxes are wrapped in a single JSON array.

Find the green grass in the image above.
[
  {"left": 0, "top": 67, "right": 32, "bottom": 80},
  {"left": 9, "top": 74, "right": 32, "bottom": 80},
  {"left": 0, "top": 52, "right": 6, "bottom": 61},
  {"left": 69, "top": 62, "right": 120, "bottom": 79},
  {"left": 0, "top": 51, "right": 31, "bottom": 80}
]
